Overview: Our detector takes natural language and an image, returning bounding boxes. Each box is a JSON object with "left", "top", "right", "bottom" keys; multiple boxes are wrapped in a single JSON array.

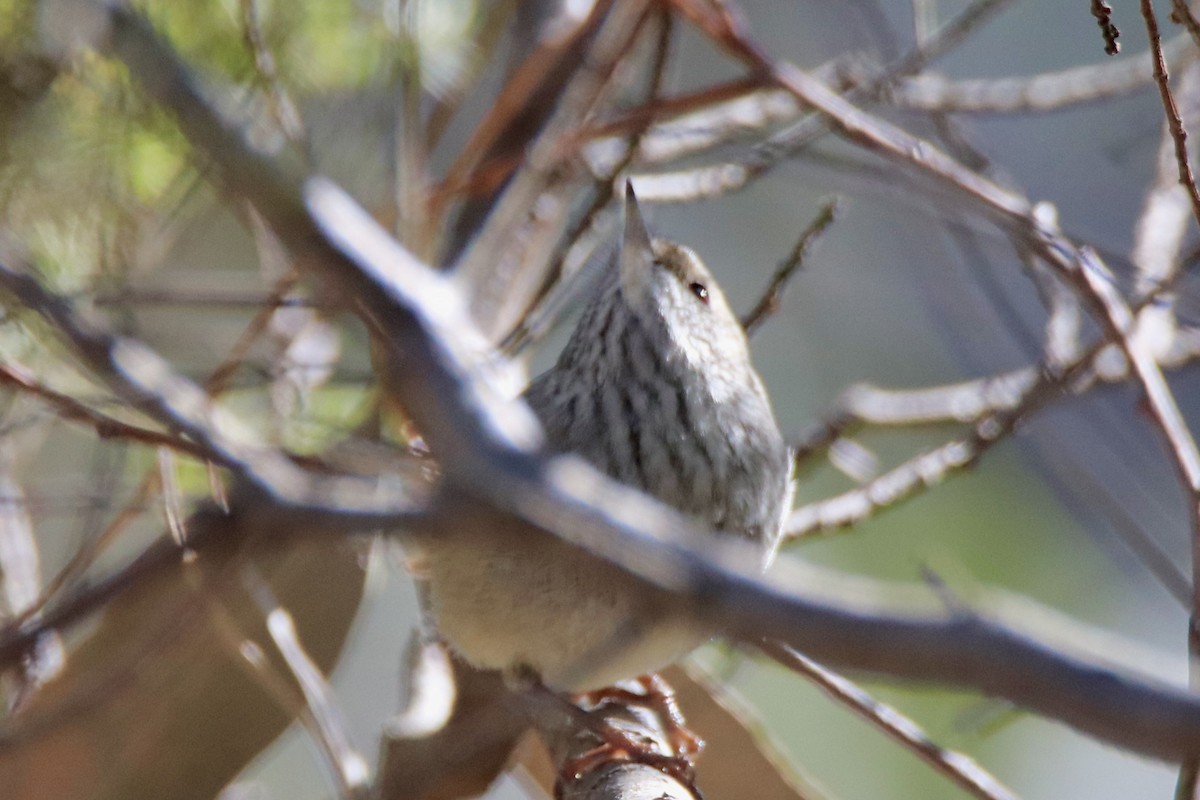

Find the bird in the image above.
[{"left": 420, "top": 181, "right": 793, "bottom": 693}]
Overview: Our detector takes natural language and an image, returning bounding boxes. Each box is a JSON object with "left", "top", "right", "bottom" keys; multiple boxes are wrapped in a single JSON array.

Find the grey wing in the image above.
[{"left": 761, "top": 446, "right": 795, "bottom": 568}]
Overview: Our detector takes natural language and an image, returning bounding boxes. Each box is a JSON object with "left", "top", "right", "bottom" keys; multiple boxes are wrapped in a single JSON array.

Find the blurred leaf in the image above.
[
  {"left": 283, "top": 4, "right": 389, "bottom": 91},
  {"left": 283, "top": 383, "right": 373, "bottom": 455},
  {"left": 126, "top": 123, "right": 187, "bottom": 204},
  {"left": 0, "top": 510, "right": 369, "bottom": 800},
  {"left": 0, "top": 0, "right": 36, "bottom": 46},
  {"left": 139, "top": 0, "right": 254, "bottom": 82}
]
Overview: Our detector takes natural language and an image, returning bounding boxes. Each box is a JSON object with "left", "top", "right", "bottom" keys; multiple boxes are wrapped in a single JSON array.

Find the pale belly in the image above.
[{"left": 422, "top": 531, "right": 710, "bottom": 691}]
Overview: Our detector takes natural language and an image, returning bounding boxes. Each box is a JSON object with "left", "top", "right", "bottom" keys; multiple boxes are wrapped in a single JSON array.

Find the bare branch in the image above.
[
  {"left": 760, "top": 641, "right": 1018, "bottom": 800},
  {"left": 0, "top": 360, "right": 211, "bottom": 459},
  {"left": 238, "top": 0, "right": 309, "bottom": 162},
  {"left": 742, "top": 199, "right": 839, "bottom": 337},
  {"left": 1090, "top": 0, "right": 1121, "bottom": 55},
  {"left": 887, "top": 32, "right": 1191, "bottom": 113},
  {"left": 250, "top": 571, "right": 371, "bottom": 798},
  {"left": 0, "top": 442, "right": 62, "bottom": 712},
  {"left": 1170, "top": 0, "right": 1200, "bottom": 52},
  {"left": 882, "top": 0, "right": 1019, "bottom": 80},
  {"left": 1142, "top": 0, "right": 1200, "bottom": 232}
]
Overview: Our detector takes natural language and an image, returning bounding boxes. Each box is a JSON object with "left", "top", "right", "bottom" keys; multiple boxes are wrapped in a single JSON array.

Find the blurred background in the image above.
[{"left": 0, "top": 1, "right": 1195, "bottom": 798}]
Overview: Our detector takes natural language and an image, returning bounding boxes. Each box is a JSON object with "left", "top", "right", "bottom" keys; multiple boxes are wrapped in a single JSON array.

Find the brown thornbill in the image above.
[{"left": 422, "top": 181, "right": 793, "bottom": 690}]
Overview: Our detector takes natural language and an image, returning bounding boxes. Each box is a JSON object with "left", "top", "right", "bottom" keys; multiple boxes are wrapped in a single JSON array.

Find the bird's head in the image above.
[{"left": 618, "top": 181, "right": 751, "bottom": 383}]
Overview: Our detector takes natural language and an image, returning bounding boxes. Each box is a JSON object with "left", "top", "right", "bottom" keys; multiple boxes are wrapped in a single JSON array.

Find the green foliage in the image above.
[
  {"left": 0, "top": 50, "right": 195, "bottom": 290},
  {"left": 280, "top": 2, "right": 391, "bottom": 90},
  {"left": 138, "top": 0, "right": 255, "bottom": 81},
  {"left": 140, "top": 0, "right": 397, "bottom": 91},
  {"left": 0, "top": 0, "right": 36, "bottom": 47}
]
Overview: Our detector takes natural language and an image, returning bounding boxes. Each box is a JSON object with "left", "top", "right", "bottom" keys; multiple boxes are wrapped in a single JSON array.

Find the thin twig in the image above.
[
  {"left": 238, "top": 0, "right": 309, "bottom": 162},
  {"left": 883, "top": 0, "right": 1019, "bottom": 81},
  {"left": 741, "top": 199, "right": 839, "bottom": 337},
  {"left": 0, "top": 440, "right": 62, "bottom": 712},
  {"left": 1142, "top": 0, "right": 1200, "bottom": 230},
  {"left": 157, "top": 447, "right": 187, "bottom": 546},
  {"left": 785, "top": 326, "right": 1200, "bottom": 542},
  {"left": 628, "top": 35, "right": 1188, "bottom": 186},
  {"left": 11, "top": 470, "right": 162, "bottom": 631},
  {"left": 93, "top": 288, "right": 319, "bottom": 310},
  {"left": 205, "top": 270, "right": 300, "bottom": 396},
  {"left": 628, "top": 59, "right": 848, "bottom": 168},
  {"left": 430, "top": 0, "right": 613, "bottom": 220},
  {"left": 394, "top": 0, "right": 433, "bottom": 258},
  {"left": 789, "top": 436, "right": 987, "bottom": 538},
  {"left": 245, "top": 567, "right": 371, "bottom": 798},
  {"left": 0, "top": 361, "right": 210, "bottom": 459},
  {"left": 1055, "top": 446, "right": 1193, "bottom": 609},
  {"left": 1091, "top": 0, "right": 1121, "bottom": 55},
  {"left": 790, "top": 367, "right": 1037, "bottom": 472},
  {"left": 582, "top": 74, "right": 771, "bottom": 141},
  {"left": 912, "top": 0, "right": 936, "bottom": 47},
  {"left": 760, "top": 640, "right": 1019, "bottom": 800},
  {"left": 1170, "top": 0, "right": 1200, "bottom": 52},
  {"left": 1131, "top": 61, "right": 1200, "bottom": 300},
  {"left": 887, "top": 32, "right": 1192, "bottom": 114},
  {"left": 1071, "top": 249, "right": 1200, "bottom": 561}
]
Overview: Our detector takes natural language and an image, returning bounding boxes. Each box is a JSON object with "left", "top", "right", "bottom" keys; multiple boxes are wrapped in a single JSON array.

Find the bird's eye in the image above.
[{"left": 689, "top": 282, "right": 709, "bottom": 303}]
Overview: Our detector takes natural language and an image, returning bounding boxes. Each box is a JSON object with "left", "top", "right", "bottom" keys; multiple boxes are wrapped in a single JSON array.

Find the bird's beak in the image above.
[{"left": 620, "top": 180, "right": 654, "bottom": 304}]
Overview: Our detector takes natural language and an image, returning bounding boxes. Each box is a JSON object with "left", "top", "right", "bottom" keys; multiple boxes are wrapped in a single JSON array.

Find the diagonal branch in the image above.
[{"left": 760, "top": 640, "right": 1018, "bottom": 800}]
